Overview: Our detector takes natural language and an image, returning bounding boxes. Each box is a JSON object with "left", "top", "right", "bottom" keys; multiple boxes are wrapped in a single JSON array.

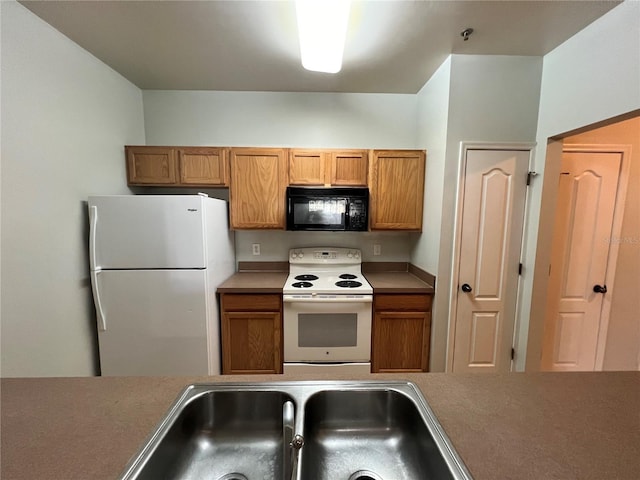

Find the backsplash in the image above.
[{"left": 235, "top": 231, "right": 416, "bottom": 263}]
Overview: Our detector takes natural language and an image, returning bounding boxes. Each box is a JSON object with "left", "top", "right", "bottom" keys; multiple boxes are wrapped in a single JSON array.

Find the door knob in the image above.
[
  {"left": 593, "top": 284, "right": 607, "bottom": 294},
  {"left": 461, "top": 283, "right": 472, "bottom": 293}
]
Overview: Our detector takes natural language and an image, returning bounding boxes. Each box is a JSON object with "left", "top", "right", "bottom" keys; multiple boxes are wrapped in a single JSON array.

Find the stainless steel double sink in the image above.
[{"left": 120, "top": 381, "right": 472, "bottom": 480}]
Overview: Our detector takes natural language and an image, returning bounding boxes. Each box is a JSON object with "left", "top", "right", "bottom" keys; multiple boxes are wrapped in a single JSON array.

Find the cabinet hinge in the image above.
[
  {"left": 518, "top": 263, "right": 523, "bottom": 275},
  {"left": 511, "top": 348, "right": 515, "bottom": 360},
  {"left": 526, "top": 171, "right": 538, "bottom": 186}
]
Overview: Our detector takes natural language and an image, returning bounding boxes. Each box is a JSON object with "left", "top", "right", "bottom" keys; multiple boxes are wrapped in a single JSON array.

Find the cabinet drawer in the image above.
[
  {"left": 222, "top": 294, "right": 281, "bottom": 312},
  {"left": 374, "top": 294, "right": 432, "bottom": 311}
]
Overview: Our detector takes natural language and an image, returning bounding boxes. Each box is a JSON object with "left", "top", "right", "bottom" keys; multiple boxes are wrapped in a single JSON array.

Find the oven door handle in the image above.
[{"left": 283, "top": 295, "right": 372, "bottom": 303}]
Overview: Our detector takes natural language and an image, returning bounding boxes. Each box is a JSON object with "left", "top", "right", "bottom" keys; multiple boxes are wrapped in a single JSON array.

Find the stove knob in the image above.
[
  {"left": 354, "top": 251, "right": 360, "bottom": 259},
  {"left": 291, "top": 252, "right": 297, "bottom": 259},
  {"left": 347, "top": 252, "right": 353, "bottom": 258},
  {"left": 298, "top": 252, "right": 304, "bottom": 258}
]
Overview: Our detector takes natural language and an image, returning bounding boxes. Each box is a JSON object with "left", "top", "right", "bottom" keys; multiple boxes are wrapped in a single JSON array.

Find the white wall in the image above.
[
  {"left": 523, "top": 0, "right": 640, "bottom": 370},
  {"left": 429, "top": 55, "right": 543, "bottom": 371},
  {"left": 411, "top": 57, "right": 451, "bottom": 275},
  {"left": 0, "top": 2, "right": 145, "bottom": 377},
  {"left": 143, "top": 90, "right": 420, "bottom": 262},
  {"left": 143, "top": 90, "right": 418, "bottom": 148}
]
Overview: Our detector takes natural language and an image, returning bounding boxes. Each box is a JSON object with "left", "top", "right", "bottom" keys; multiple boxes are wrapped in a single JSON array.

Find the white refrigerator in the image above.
[{"left": 88, "top": 194, "right": 235, "bottom": 376}]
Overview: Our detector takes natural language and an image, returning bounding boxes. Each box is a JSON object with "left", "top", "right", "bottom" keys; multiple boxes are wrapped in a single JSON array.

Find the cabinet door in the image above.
[
  {"left": 289, "top": 149, "right": 327, "bottom": 185},
  {"left": 222, "top": 311, "right": 282, "bottom": 374},
  {"left": 331, "top": 150, "right": 368, "bottom": 186},
  {"left": 369, "top": 150, "right": 425, "bottom": 230},
  {"left": 372, "top": 311, "right": 430, "bottom": 372},
  {"left": 179, "top": 147, "right": 228, "bottom": 186},
  {"left": 126, "top": 146, "right": 178, "bottom": 185},
  {"left": 229, "top": 148, "right": 287, "bottom": 229}
]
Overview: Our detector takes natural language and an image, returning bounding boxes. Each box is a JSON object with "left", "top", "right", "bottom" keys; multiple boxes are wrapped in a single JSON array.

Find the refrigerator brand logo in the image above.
[{"left": 187, "top": 208, "right": 198, "bottom": 212}]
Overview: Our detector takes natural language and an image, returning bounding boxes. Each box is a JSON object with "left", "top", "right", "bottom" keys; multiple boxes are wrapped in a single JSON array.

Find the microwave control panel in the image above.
[{"left": 348, "top": 200, "right": 368, "bottom": 230}]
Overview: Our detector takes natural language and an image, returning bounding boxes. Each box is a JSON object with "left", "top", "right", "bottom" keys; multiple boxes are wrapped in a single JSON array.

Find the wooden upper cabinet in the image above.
[
  {"left": 126, "top": 146, "right": 229, "bottom": 187},
  {"left": 229, "top": 148, "right": 288, "bottom": 229},
  {"left": 289, "top": 149, "right": 368, "bottom": 186},
  {"left": 331, "top": 150, "right": 368, "bottom": 186},
  {"left": 126, "top": 146, "right": 178, "bottom": 185},
  {"left": 289, "top": 150, "right": 327, "bottom": 185},
  {"left": 179, "top": 147, "right": 228, "bottom": 186},
  {"left": 369, "top": 150, "right": 426, "bottom": 231}
]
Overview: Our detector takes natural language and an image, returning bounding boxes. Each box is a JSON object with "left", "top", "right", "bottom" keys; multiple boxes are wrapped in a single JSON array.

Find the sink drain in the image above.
[
  {"left": 348, "top": 470, "right": 383, "bottom": 480},
  {"left": 217, "top": 474, "right": 248, "bottom": 480}
]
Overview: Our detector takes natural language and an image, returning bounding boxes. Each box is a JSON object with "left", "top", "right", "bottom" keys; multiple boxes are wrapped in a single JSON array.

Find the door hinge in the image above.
[
  {"left": 511, "top": 348, "right": 515, "bottom": 360},
  {"left": 518, "top": 263, "right": 523, "bottom": 275},
  {"left": 526, "top": 171, "right": 538, "bottom": 186}
]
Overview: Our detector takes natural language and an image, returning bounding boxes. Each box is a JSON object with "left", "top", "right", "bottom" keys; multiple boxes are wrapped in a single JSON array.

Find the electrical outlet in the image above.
[
  {"left": 252, "top": 243, "right": 261, "bottom": 256},
  {"left": 373, "top": 244, "right": 381, "bottom": 256}
]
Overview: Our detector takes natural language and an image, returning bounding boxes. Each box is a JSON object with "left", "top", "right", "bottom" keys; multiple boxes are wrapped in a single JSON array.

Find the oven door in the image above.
[{"left": 283, "top": 295, "right": 372, "bottom": 362}]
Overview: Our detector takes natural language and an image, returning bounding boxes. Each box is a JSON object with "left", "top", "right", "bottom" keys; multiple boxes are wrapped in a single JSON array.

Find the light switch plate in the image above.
[
  {"left": 252, "top": 243, "right": 261, "bottom": 255},
  {"left": 373, "top": 244, "right": 381, "bottom": 256}
]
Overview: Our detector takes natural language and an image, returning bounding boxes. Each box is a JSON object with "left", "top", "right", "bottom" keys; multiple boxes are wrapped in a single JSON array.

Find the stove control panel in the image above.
[
  {"left": 289, "top": 247, "right": 362, "bottom": 264},
  {"left": 314, "top": 250, "right": 337, "bottom": 260}
]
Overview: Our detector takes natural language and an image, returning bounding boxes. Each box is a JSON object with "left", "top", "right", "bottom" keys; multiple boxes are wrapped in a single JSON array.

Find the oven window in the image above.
[{"left": 298, "top": 313, "right": 357, "bottom": 347}]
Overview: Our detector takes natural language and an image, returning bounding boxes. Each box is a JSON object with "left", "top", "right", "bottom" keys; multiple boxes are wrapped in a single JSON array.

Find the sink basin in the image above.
[
  {"left": 300, "top": 389, "right": 461, "bottom": 480},
  {"left": 124, "top": 390, "right": 295, "bottom": 480},
  {"left": 120, "top": 382, "right": 472, "bottom": 480}
]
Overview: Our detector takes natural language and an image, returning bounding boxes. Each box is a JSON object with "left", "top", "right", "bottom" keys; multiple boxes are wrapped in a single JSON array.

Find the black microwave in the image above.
[{"left": 286, "top": 187, "right": 369, "bottom": 231}]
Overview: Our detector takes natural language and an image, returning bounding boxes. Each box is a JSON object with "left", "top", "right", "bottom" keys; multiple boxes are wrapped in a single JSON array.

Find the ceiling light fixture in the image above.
[{"left": 295, "top": 0, "right": 351, "bottom": 74}]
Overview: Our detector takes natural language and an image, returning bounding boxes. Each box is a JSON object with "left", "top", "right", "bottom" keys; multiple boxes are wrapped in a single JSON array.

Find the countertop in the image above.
[
  {"left": 363, "top": 271, "right": 434, "bottom": 293},
  {"left": 2, "top": 372, "right": 639, "bottom": 480},
  {"left": 216, "top": 272, "right": 288, "bottom": 293},
  {"left": 217, "top": 262, "right": 434, "bottom": 294}
]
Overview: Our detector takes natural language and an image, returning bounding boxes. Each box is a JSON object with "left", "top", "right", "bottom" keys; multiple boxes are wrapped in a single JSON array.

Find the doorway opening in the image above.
[{"left": 536, "top": 113, "right": 639, "bottom": 372}]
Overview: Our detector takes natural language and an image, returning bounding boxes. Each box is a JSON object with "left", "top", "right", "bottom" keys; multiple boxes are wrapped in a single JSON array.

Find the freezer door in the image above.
[
  {"left": 93, "top": 269, "right": 211, "bottom": 376},
  {"left": 89, "top": 195, "right": 206, "bottom": 269}
]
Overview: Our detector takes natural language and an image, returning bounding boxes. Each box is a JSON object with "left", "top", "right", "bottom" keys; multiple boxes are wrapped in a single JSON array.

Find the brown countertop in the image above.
[
  {"left": 216, "top": 272, "right": 288, "bottom": 293},
  {"left": 364, "top": 271, "right": 434, "bottom": 293},
  {"left": 2, "top": 372, "right": 639, "bottom": 480},
  {"left": 217, "top": 262, "right": 435, "bottom": 294}
]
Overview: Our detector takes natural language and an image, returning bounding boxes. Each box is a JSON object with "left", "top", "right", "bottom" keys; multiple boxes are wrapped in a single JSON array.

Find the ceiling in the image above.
[{"left": 19, "top": 0, "right": 621, "bottom": 94}]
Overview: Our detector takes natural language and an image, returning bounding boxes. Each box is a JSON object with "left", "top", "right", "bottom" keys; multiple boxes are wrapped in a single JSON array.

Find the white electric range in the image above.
[{"left": 283, "top": 247, "right": 373, "bottom": 374}]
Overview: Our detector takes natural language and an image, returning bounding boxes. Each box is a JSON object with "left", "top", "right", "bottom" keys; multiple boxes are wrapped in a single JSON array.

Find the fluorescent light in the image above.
[{"left": 295, "top": 0, "right": 351, "bottom": 74}]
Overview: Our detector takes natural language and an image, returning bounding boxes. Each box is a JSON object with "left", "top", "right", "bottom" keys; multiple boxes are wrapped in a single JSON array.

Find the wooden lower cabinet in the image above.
[
  {"left": 371, "top": 294, "right": 432, "bottom": 372},
  {"left": 220, "top": 293, "right": 282, "bottom": 374}
]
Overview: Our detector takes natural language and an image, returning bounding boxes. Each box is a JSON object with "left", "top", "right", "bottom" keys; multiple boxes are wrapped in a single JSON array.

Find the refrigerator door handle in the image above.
[
  {"left": 91, "top": 269, "right": 106, "bottom": 331},
  {"left": 89, "top": 205, "right": 98, "bottom": 270}
]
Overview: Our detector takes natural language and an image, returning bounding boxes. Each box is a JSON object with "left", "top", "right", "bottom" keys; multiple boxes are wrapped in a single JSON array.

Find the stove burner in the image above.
[
  {"left": 292, "top": 281, "right": 313, "bottom": 288},
  {"left": 339, "top": 273, "right": 357, "bottom": 279},
  {"left": 335, "top": 280, "right": 363, "bottom": 288},
  {"left": 295, "top": 274, "right": 319, "bottom": 281}
]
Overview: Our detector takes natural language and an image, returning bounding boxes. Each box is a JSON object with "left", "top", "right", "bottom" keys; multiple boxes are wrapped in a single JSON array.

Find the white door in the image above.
[
  {"left": 93, "top": 269, "right": 209, "bottom": 376},
  {"left": 88, "top": 195, "right": 206, "bottom": 269},
  {"left": 452, "top": 149, "right": 529, "bottom": 372},
  {"left": 541, "top": 151, "right": 622, "bottom": 371}
]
